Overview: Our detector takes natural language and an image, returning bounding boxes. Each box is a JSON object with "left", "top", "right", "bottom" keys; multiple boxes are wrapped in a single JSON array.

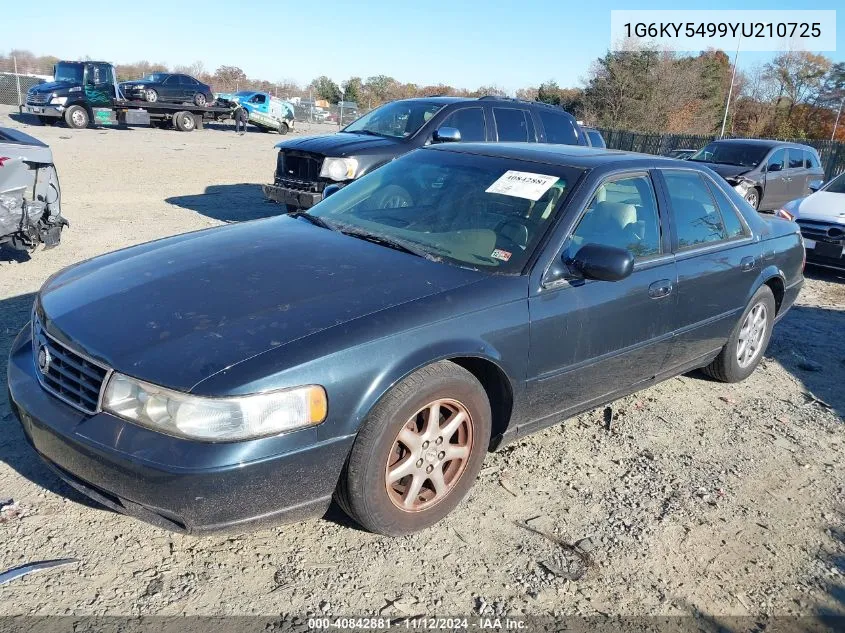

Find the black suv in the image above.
[{"left": 263, "top": 96, "right": 585, "bottom": 209}]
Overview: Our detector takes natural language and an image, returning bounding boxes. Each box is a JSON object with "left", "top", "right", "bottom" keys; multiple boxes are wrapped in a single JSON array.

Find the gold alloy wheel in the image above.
[{"left": 385, "top": 398, "right": 474, "bottom": 512}]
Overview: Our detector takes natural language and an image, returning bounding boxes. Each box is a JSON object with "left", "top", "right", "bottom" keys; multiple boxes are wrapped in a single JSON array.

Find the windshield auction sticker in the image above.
[{"left": 486, "top": 171, "right": 559, "bottom": 201}]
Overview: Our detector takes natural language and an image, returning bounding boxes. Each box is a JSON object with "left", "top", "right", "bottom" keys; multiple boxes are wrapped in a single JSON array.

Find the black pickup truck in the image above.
[{"left": 263, "top": 96, "right": 585, "bottom": 209}]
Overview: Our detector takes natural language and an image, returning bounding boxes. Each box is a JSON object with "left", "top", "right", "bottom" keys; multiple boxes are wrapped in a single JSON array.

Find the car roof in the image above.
[
  {"left": 60, "top": 60, "right": 111, "bottom": 65},
  {"left": 707, "top": 138, "right": 814, "bottom": 150},
  {"left": 397, "top": 96, "right": 576, "bottom": 114},
  {"left": 428, "top": 142, "right": 692, "bottom": 170}
]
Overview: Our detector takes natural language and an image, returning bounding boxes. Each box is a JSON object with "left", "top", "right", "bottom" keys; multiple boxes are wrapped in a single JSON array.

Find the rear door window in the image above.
[
  {"left": 703, "top": 178, "right": 749, "bottom": 239},
  {"left": 805, "top": 150, "right": 821, "bottom": 169},
  {"left": 493, "top": 108, "right": 536, "bottom": 142},
  {"left": 663, "top": 170, "right": 729, "bottom": 249},
  {"left": 788, "top": 149, "right": 804, "bottom": 170},
  {"left": 538, "top": 110, "right": 578, "bottom": 144},
  {"left": 439, "top": 107, "right": 486, "bottom": 142}
]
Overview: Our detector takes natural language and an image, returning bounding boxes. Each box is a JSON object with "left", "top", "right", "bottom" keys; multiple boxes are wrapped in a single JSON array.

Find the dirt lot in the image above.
[{"left": 1, "top": 105, "right": 843, "bottom": 622}]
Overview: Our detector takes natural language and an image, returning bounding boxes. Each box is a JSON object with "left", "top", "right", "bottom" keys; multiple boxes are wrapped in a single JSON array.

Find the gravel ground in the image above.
[{"left": 0, "top": 105, "right": 843, "bottom": 621}]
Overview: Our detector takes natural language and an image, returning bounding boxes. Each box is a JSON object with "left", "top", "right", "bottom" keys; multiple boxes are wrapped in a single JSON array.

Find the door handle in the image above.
[
  {"left": 648, "top": 279, "right": 673, "bottom": 299},
  {"left": 740, "top": 256, "right": 756, "bottom": 272}
]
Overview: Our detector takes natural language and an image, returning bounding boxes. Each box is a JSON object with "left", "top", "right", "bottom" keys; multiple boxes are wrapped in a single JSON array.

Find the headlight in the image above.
[
  {"left": 50, "top": 96, "right": 67, "bottom": 105},
  {"left": 102, "top": 373, "right": 327, "bottom": 441},
  {"left": 68, "top": 86, "right": 81, "bottom": 93},
  {"left": 320, "top": 157, "right": 358, "bottom": 181},
  {"left": 774, "top": 208, "right": 795, "bottom": 221}
]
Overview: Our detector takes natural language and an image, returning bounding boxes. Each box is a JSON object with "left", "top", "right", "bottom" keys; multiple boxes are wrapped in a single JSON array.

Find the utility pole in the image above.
[
  {"left": 13, "top": 55, "right": 22, "bottom": 107},
  {"left": 720, "top": 36, "right": 741, "bottom": 139},
  {"left": 832, "top": 97, "right": 844, "bottom": 141}
]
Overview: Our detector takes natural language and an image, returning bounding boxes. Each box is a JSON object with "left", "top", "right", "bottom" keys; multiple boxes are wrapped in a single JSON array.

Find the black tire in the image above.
[
  {"left": 278, "top": 122, "right": 289, "bottom": 135},
  {"left": 703, "top": 285, "right": 776, "bottom": 383},
  {"left": 145, "top": 88, "right": 159, "bottom": 103},
  {"left": 744, "top": 187, "right": 760, "bottom": 210},
  {"left": 64, "top": 105, "right": 89, "bottom": 129},
  {"left": 336, "top": 361, "right": 491, "bottom": 536},
  {"left": 193, "top": 92, "right": 208, "bottom": 107},
  {"left": 173, "top": 111, "right": 196, "bottom": 132}
]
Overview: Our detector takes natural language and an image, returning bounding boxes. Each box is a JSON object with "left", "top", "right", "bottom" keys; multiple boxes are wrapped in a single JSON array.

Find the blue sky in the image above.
[{"left": 5, "top": 0, "right": 843, "bottom": 92}]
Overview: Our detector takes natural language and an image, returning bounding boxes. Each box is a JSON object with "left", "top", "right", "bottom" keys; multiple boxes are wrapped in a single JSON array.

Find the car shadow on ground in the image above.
[
  {"left": 166, "top": 183, "right": 283, "bottom": 223},
  {"left": 0, "top": 292, "right": 105, "bottom": 511}
]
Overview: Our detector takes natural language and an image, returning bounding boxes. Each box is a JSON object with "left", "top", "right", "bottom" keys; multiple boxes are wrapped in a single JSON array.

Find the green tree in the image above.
[
  {"left": 342, "top": 77, "right": 363, "bottom": 104},
  {"left": 310, "top": 75, "right": 342, "bottom": 103},
  {"left": 537, "top": 81, "right": 562, "bottom": 105}
]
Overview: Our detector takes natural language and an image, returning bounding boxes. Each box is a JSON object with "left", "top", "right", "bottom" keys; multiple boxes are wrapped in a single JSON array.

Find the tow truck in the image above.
[{"left": 21, "top": 60, "right": 234, "bottom": 132}]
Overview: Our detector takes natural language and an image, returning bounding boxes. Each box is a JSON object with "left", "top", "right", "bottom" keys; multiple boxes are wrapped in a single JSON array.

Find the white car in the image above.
[{"left": 778, "top": 172, "right": 845, "bottom": 271}]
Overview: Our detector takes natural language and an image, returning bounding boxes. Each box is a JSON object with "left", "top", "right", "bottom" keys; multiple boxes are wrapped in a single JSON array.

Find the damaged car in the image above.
[
  {"left": 0, "top": 128, "right": 67, "bottom": 255},
  {"left": 688, "top": 139, "right": 824, "bottom": 211},
  {"left": 8, "top": 144, "right": 803, "bottom": 536}
]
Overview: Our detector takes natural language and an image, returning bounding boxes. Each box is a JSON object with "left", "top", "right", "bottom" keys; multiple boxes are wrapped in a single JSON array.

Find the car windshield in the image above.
[
  {"left": 143, "top": 73, "right": 168, "bottom": 82},
  {"left": 689, "top": 142, "right": 770, "bottom": 168},
  {"left": 823, "top": 173, "right": 845, "bottom": 194},
  {"left": 342, "top": 100, "right": 445, "bottom": 139},
  {"left": 54, "top": 63, "right": 84, "bottom": 83},
  {"left": 307, "top": 150, "right": 579, "bottom": 272}
]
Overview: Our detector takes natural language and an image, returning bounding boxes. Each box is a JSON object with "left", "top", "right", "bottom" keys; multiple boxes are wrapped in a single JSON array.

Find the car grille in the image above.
[
  {"left": 276, "top": 151, "right": 325, "bottom": 192},
  {"left": 26, "top": 93, "right": 50, "bottom": 106},
  {"left": 32, "top": 317, "right": 110, "bottom": 414},
  {"left": 796, "top": 219, "right": 845, "bottom": 244}
]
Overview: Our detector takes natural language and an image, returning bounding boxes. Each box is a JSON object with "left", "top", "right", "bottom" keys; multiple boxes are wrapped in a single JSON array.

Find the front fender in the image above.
[{"left": 348, "top": 338, "right": 516, "bottom": 437}]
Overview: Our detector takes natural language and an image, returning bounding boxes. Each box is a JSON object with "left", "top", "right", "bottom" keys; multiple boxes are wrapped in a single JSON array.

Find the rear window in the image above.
[
  {"left": 493, "top": 108, "right": 536, "bottom": 142},
  {"left": 539, "top": 110, "right": 579, "bottom": 145}
]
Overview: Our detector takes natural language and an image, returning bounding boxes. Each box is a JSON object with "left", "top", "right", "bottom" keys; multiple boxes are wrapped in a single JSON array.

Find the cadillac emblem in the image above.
[{"left": 37, "top": 345, "right": 52, "bottom": 376}]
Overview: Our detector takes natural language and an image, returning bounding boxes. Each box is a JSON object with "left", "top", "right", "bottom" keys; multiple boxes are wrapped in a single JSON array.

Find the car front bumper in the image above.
[
  {"left": 7, "top": 325, "right": 353, "bottom": 534},
  {"left": 24, "top": 104, "right": 64, "bottom": 118},
  {"left": 803, "top": 239, "right": 845, "bottom": 271},
  {"left": 262, "top": 184, "right": 322, "bottom": 209}
]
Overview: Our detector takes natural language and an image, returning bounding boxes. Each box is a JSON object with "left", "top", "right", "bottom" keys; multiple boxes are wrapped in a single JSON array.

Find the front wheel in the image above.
[
  {"left": 145, "top": 88, "right": 159, "bottom": 103},
  {"left": 64, "top": 105, "right": 89, "bottom": 129},
  {"left": 744, "top": 188, "right": 760, "bottom": 210},
  {"left": 336, "top": 361, "right": 491, "bottom": 536},
  {"left": 703, "top": 285, "right": 775, "bottom": 383}
]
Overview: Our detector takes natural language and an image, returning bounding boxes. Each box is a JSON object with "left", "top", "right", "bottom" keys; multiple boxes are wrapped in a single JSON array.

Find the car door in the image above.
[
  {"left": 492, "top": 106, "right": 537, "bottom": 143},
  {"left": 436, "top": 106, "right": 488, "bottom": 143},
  {"left": 761, "top": 148, "right": 788, "bottom": 209},
  {"left": 656, "top": 169, "right": 761, "bottom": 371},
  {"left": 525, "top": 170, "right": 677, "bottom": 425},
  {"left": 160, "top": 75, "right": 180, "bottom": 101},
  {"left": 784, "top": 147, "right": 808, "bottom": 201}
]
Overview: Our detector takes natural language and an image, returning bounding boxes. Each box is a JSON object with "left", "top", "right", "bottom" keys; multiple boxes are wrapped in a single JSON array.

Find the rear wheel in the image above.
[
  {"left": 193, "top": 92, "right": 207, "bottom": 107},
  {"left": 145, "top": 88, "right": 159, "bottom": 103},
  {"left": 174, "top": 111, "right": 196, "bottom": 132},
  {"left": 336, "top": 361, "right": 491, "bottom": 536},
  {"left": 278, "top": 122, "right": 290, "bottom": 135},
  {"left": 64, "top": 105, "right": 89, "bottom": 129},
  {"left": 703, "top": 285, "right": 775, "bottom": 383}
]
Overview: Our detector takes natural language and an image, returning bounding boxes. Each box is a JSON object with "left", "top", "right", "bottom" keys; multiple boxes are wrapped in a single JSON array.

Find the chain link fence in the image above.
[
  {"left": 0, "top": 56, "right": 55, "bottom": 107},
  {"left": 598, "top": 128, "right": 845, "bottom": 182}
]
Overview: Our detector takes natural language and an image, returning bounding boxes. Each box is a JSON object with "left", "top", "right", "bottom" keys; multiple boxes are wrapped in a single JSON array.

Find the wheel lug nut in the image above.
[
  {"left": 416, "top": 459, "right": 423, "bottom": 468},
  {"left": 435, "top": 437, "right": 443, "bottom": 445},
  {"left": 422, "top": 441, "right": 430, "bottom": 449},
  {"left": 438, "top": 451, "right": 445, "bottom": 460},
  {"left": 426, "top": 465, "right": 433, "bottom": 474}
]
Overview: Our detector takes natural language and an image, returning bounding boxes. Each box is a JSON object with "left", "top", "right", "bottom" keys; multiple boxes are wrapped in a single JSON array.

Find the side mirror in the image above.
[
  {"left": 323, "top": 184, "right": 342, "bottom": 199},
  {"left": 809, "top": 180, "right": 823, "bottom": 193},
  {"left": 569, "top": 243, "right": 634, "bottom": 282},
  {"left": 768, "top": 163, "right": 782, "bottom": 173},
  {"left": 432, "top": 127, "right": 461, "bottom": 143}
]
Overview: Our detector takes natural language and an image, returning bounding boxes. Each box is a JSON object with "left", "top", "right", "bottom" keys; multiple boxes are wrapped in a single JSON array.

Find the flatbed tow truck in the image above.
[{"left": 21, "top": 60, "right": 235, "bottom": 132}]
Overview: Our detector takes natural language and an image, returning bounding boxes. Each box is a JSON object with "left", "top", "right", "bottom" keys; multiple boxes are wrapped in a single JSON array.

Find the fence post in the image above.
[{"left": 13, "top": 55, "right": 22, "bottom": 107}]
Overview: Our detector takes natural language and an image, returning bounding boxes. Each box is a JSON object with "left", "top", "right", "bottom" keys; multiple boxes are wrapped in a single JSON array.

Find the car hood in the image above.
[
  {"left": 788, "top": 191, "right": 845, "bottom": 223},
  {"left": 30, "top": 80, "right": 77, "bottom": 94},
  {"left": 692, "top": 162, "right": 752, "bottom": 179},
  {"left": 275, "top": 132, "right": 403, "bottom": 157},
  {"left": 38, "top": 218, "right": 483, "bottom": 392}
]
